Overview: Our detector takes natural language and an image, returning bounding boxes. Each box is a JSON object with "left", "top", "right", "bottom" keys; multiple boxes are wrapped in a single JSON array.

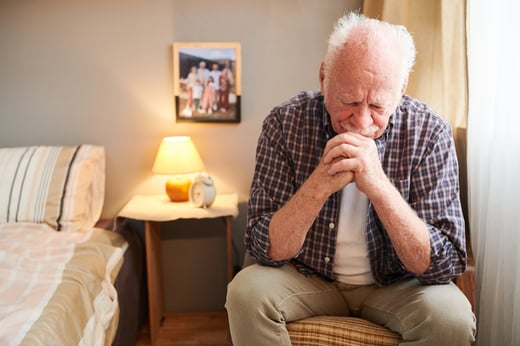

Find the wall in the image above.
[{"left": 0, "top": 0, "right": 362, "bottom": 311}]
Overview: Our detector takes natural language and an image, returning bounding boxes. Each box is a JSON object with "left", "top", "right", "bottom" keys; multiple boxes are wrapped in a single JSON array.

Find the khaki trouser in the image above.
[{"left": 226, "top": 263, "right": 476, "bottom": 346}]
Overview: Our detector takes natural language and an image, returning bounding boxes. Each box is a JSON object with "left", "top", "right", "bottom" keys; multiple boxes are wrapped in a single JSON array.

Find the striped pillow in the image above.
[{"left": 0, "top": 145, "right": 105, "bottom": 232}]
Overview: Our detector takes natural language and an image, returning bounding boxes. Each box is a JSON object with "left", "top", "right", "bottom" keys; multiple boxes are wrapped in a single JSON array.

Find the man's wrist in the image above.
[
  {"left": 367, "top": 177, "right": 399, "bottom": 206},
  {"left": 301, "top": 175, "right": 333, "bottom": 203}
]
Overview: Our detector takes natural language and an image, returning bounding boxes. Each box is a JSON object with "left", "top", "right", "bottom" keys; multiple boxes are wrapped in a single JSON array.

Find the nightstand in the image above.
[{"left": 118, "top": 193, "right": 238, "bottom": 345}]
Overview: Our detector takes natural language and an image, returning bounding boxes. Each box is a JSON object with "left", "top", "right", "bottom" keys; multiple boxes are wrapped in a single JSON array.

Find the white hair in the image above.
[{"left": 324, "top": 12, "right": 416, "bottom": 86}]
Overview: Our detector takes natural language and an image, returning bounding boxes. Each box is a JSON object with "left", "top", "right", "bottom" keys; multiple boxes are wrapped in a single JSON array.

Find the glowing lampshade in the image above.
[{"left": 152, "top": 136, "right": 205, "bottom": 202}]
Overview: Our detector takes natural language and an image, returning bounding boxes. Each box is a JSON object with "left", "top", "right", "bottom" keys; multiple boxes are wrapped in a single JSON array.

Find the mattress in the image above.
[{"left": 0, "top": 222, "right": 127, "bottom": 346}]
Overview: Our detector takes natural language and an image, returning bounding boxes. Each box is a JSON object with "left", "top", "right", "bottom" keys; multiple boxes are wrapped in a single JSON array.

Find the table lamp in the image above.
[{"left": 152, "top": 136, "right": 205, "bottom": 202}]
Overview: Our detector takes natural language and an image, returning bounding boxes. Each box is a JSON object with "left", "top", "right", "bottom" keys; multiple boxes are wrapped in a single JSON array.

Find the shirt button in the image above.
[
  {"left": 324, "top": 257, "right": 330, "bottom": 263},
  {"left": 328, "top": 223, "right": 335, "bottom": 229}
]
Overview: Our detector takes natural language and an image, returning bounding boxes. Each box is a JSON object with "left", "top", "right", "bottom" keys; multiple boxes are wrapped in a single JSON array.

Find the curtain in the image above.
[
  {"left": 466, "top": 0, "right": 520, "bottom": 344},
  {"left": 363, "top": 0, "right": 467, "bottom": 131},
  {"left": 362, "top": 0, "right": 471, "bottom": 286},
  {"left": 364, "top": 1, "right": 520, "bottom": 344}
]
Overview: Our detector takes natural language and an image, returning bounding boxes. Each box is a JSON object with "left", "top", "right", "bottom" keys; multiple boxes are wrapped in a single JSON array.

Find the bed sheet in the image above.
[{"left": 0, "top": 223, "right": 127, "bottom": 346}]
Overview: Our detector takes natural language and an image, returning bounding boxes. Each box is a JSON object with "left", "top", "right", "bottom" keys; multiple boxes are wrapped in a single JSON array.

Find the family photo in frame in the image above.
[{"left": 173, "top": 42, "right": 242, "bottom": 123}]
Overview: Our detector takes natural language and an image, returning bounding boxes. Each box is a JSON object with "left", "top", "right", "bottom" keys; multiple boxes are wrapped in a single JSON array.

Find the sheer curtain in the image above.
[{"left": 467, "top": 0, "right": 520, "bottom": 345}]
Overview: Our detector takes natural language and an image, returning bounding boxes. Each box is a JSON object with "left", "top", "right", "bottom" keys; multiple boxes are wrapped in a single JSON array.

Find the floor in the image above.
[{"left": 135, "top": 311, "right": 232, "bottom": 346}]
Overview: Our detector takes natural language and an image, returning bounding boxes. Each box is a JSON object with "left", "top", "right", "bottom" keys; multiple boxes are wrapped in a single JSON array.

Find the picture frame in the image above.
[{"left": 173, "top": 42, "right": 242, "bottom": 123}]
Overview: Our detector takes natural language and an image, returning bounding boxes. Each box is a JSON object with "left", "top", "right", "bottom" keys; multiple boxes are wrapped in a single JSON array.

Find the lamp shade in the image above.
[{"left": 152, "top": 136, "right": 205, "bottom": 175}]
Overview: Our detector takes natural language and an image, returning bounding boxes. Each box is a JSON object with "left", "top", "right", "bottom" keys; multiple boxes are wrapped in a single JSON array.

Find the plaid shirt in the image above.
[{"left": 246, "top": 90, "right": 466, "bottom": 286}]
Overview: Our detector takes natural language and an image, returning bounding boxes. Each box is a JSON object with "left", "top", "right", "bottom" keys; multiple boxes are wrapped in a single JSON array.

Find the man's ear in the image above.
[{"left": 319, "top": 62, "right": 325, "bottom": 93}]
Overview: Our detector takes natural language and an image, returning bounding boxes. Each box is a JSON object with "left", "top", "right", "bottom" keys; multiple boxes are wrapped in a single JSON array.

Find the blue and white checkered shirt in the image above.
[{"left": 246, "top": 90, "right": 466, "bottom": 286}]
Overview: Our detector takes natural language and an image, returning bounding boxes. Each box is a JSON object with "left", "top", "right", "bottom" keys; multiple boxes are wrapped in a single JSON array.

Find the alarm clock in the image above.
[{"left": 189, "top": 175, "right": 216, "bottom": 208}]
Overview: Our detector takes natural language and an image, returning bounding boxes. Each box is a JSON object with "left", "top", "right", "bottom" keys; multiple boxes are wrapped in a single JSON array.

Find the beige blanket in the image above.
[{"left": 0, "top": 223, "right": 127, "bottom": 346}]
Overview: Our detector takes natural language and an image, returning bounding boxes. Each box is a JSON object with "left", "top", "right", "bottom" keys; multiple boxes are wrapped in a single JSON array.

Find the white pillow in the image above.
[{"left": 0, "top": 145, "right": 105, "bottom": 231}]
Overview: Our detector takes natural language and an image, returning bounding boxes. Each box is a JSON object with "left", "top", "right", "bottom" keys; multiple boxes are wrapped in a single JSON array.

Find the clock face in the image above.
[
  {"left": 190, "top": 176, "right": 216, "bottom": 207},
  {"left": 191, "top": 184, "right": 205, "bottom": 204}
]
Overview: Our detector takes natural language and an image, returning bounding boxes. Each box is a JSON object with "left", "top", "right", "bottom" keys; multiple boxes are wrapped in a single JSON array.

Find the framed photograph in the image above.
[{"left": 173, "top": 42, "right": 242, "bottom": 123}]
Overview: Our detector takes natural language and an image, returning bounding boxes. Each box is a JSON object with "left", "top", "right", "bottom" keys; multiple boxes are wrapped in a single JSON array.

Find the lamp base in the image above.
[{"left": 165, "top": 176, "right": 191, "bottom": 202}]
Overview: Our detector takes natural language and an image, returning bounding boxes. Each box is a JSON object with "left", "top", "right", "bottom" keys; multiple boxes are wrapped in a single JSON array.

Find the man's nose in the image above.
[{"left": 352, "top": 104, "right": 373, "bottom": 129}]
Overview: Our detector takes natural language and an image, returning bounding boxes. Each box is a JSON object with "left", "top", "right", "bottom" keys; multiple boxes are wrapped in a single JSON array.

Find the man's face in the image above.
[{"left": 320, "top": 48, "right": 405, "bottom": 139}]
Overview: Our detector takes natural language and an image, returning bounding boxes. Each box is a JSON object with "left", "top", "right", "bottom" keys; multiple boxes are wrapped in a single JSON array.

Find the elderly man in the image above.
[{"left": 226, "top": 12, "right": 476, "bottom": 345}]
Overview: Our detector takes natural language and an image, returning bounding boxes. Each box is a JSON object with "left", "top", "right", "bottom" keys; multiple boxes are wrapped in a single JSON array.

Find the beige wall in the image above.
[{"left": 0, "top": 0, "right": 362, "bottom": 310}]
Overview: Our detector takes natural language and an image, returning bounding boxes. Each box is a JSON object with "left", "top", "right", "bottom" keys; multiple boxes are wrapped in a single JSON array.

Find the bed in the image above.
[{"left": 0, "top": 145, "right": 146, "bottom": 346}]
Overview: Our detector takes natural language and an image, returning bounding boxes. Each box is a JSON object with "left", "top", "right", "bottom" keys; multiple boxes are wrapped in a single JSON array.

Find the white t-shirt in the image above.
[{"left": 333, "top": 183, "right": 375, "bottom": 285}]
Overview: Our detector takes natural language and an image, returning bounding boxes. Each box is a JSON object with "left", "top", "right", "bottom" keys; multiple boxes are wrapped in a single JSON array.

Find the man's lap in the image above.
[{"left": 232, "top": 262, "right": 473, "bottom": 328}]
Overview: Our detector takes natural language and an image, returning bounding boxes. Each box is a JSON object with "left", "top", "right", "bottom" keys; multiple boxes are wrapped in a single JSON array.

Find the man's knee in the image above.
[
  {"left": 364, "top": 281, "right": 475, "bottom": 344},
  {"left": 226, "top": 265, "right": 257, "bottom": 311},
  {"left": 400, "top": 283, "right": 476, "bottom": 344},
  {"left": 421, "top": 285, "right": 475, "bottom": 342},
  {"left": 226, "top": 264, "right": 280, "bottom": 315},
  {"left": 226, "top": 264, "right": 294, "bottom": 346}
]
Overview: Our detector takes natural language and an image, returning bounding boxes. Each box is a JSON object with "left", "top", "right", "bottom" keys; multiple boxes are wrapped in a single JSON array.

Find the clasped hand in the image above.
[{"left": 314, "top": 132, "right": 385, "bottom": 197}]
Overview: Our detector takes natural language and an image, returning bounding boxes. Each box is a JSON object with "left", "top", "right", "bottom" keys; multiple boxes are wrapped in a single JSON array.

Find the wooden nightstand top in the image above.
[{"left": 118, "top": 193, "right": 238, "bottom": 222}]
